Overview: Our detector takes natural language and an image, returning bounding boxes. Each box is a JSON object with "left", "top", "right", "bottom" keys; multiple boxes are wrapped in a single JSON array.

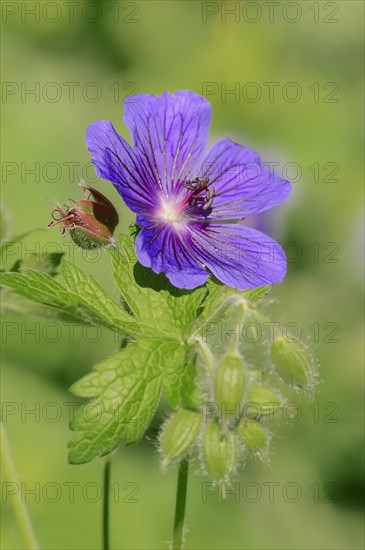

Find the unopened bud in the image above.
[
  {"left": 214, "top": 352, "right": 245, "bottom": 415},
  {"left": 237, "top": 419, "right": 267, "bottom": 451},
  {"left": 246, "top": 385, "right": 281, "bottom": 418},
  {"left": 202, "top": 419, "right": 237, "bottom": 480},
  {"left": 271, "top": 335, "right": 314, "bottom": 387},
  {"left": 161, "top": 408, "right": 201, "bottom": 465},
  {"left": 48, "top": 184, "right": 118, "bottom": 249}
]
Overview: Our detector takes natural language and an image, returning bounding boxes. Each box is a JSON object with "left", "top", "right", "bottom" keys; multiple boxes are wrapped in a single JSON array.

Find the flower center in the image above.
[
  {"left": 156, "top": 177, "right": 215, "bottom": 228},
  {"left": 158, "top": 200, "right": 185, "bottom": 226}
]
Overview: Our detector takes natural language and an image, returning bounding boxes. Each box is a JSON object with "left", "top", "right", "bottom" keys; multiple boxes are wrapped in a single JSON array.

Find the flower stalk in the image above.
[
  {"left": 102, "top": 456, "right": 112, "bottom": 550},
  {"left": 172, "top": 457, "right": 189, "bottom": 550},
  {"left": 0, "top": 423, "right": 40, "bottom": 550}
]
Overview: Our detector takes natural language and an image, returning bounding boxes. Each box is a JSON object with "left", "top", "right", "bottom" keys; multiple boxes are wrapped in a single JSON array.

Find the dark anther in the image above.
[
  {"left": 184, "top": 177, "right": 210, "bottom": 191},
  {"left": 202, "top": 187, "right": 215, "bottom": 210},
  {"left": 184, "top": 176, "right": 215, "bottom": 210}
]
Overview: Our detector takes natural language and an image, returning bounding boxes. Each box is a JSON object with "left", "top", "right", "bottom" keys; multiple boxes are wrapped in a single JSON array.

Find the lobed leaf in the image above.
[
  {"left": 0, "top": 265, "right": 136, "bottom": 336},
  {"left": 61, "top": 261, "right": 137, "bottom": 336},
  {"left": 68, "top": 338, "right": 185, "bottom": 463},
  {"left": 109, "top": 234, "right": 207, "bottom": 338}
]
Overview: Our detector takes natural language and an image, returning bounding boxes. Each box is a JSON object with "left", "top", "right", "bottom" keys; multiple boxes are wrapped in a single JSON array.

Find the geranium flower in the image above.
[{"left": 86, "top": 91, "right": 291, "bottom": 290}]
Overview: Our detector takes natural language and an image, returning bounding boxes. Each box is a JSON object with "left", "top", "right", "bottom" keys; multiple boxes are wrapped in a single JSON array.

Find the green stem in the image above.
[
  {"left": 192, "top": 336, "right": 215, "bottom": 371},
  {"left": 0, "top": 423, "right": 40, "bottom": 549},
  {"left": 102, "top": 456, "right": 111, "bottom": 550},
  {"left": 190, "top": 294, "right": 243, "bottom": 339},
  {"left": 228, "top": 302, "right": 245, "bottom": 355},
  {"left": 172, "top": 457, "right": 189, "bottom": 550}
]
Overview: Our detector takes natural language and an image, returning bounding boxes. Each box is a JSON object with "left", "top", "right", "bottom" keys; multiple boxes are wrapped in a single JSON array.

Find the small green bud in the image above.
[
  {"left": 237, "top": 419, "right": 267, "bottom": 451},
  {"left": 246, "top": 385, "right": 281, "bottom": 418},
  {"left": 271, "top": 335, "right": 314, "bottom": 387},
  {"left": 214, "top": 352, "right": 245, "bottom": 416},
  {"left": 161, "top": 408, "right": 201, "bottom": 463},
  {"left": 202, "top": 419, "right": 237, "bottom": 480}
]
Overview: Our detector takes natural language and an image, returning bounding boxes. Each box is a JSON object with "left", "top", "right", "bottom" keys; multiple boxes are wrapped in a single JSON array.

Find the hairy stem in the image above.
[
  {"left": 228, "top": 301, "right": 246, "bottom": 355},
  {"left": 190, "top": 294, "right": 244, "bottom": 339},
  {"left": 172, "top": 457, "right": 189, "bottom": 550},
  {"left": 0, "top": 423, "right": 40, "bottom": 549},
  {"left": 191, "top": 336, "right": 215, "bottom": 371}
]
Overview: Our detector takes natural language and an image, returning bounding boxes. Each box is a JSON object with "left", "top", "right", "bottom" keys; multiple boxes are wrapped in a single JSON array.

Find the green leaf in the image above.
[
  {"left": 243, "top": 285, "right": 272, "bottom": 303},
  {"left": 109, "top": 234, "right": 207, "bottom": 338},
  {"left": 179, "top": 355, "right": 204, "bottom": 410},
  {"left": 68, "top": 338, "right": 184, "bottom": 464},
  {"left": 0, "top": 267, "right": 95, "bottom": 324},
  {"left": 161, "top": 343, "right": 189, "bottom": 407},
  {"left": 0, "top": 265, "right": 136, "bottom": 336},
  {"left": 159, "top": 343, "right": 203, "bottom": 409},
  {"left": 0, "top": 288, "right": 88, "bottom": 322},
  {"left": 61, "top": 261, "right": 137, "bottom": 336},
  {"left": 60, "top": 259, "right": 88, "bottom": 287},
  {"left": 0, "top": 268, "right": 79, "bottom": 308}
]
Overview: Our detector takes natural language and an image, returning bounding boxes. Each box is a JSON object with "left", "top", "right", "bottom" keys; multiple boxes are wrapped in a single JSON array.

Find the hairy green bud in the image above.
[
  {"left": 272, "top": 335, "right": 314, "bottom": 387},
  {"left": 237, "top": 419, "right": 267, "bottom": 451},
  {"left": 161, "top": 408, "right": 201, "bottom": 463},
  {"left": 213, "top": 352, "right": 245, "bottom": 416},
  {"left": 202, "top": 419, "right": 237, "bottom": 480},
  {"left": 246, "top": 385, "right": 281, "bottom": 418}
]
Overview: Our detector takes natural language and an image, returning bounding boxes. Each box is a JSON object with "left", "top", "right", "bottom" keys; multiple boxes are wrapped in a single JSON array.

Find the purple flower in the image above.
[{"left": 86, "top": 91, "right": 291, "bottom": 290}]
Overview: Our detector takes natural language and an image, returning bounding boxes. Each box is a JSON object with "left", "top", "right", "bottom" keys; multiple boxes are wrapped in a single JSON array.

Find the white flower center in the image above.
[{"left": 158, "top": 200, "right": 185, "bottom": 227}]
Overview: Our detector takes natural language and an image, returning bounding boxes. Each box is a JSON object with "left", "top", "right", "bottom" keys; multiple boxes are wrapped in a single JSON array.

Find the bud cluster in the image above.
[{"left": 159, "top": 297, "right": 317, "bottom": 487}]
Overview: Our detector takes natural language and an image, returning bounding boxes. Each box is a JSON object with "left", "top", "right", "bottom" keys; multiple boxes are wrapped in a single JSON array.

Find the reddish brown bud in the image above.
[{"left": 48, "top": 184, "right": 118, "bottom": 249}]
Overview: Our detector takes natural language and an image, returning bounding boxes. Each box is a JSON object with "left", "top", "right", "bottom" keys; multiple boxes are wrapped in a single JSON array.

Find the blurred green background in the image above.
[{"left": 1, "top": 1, "right": 364, "bottom": 549}]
